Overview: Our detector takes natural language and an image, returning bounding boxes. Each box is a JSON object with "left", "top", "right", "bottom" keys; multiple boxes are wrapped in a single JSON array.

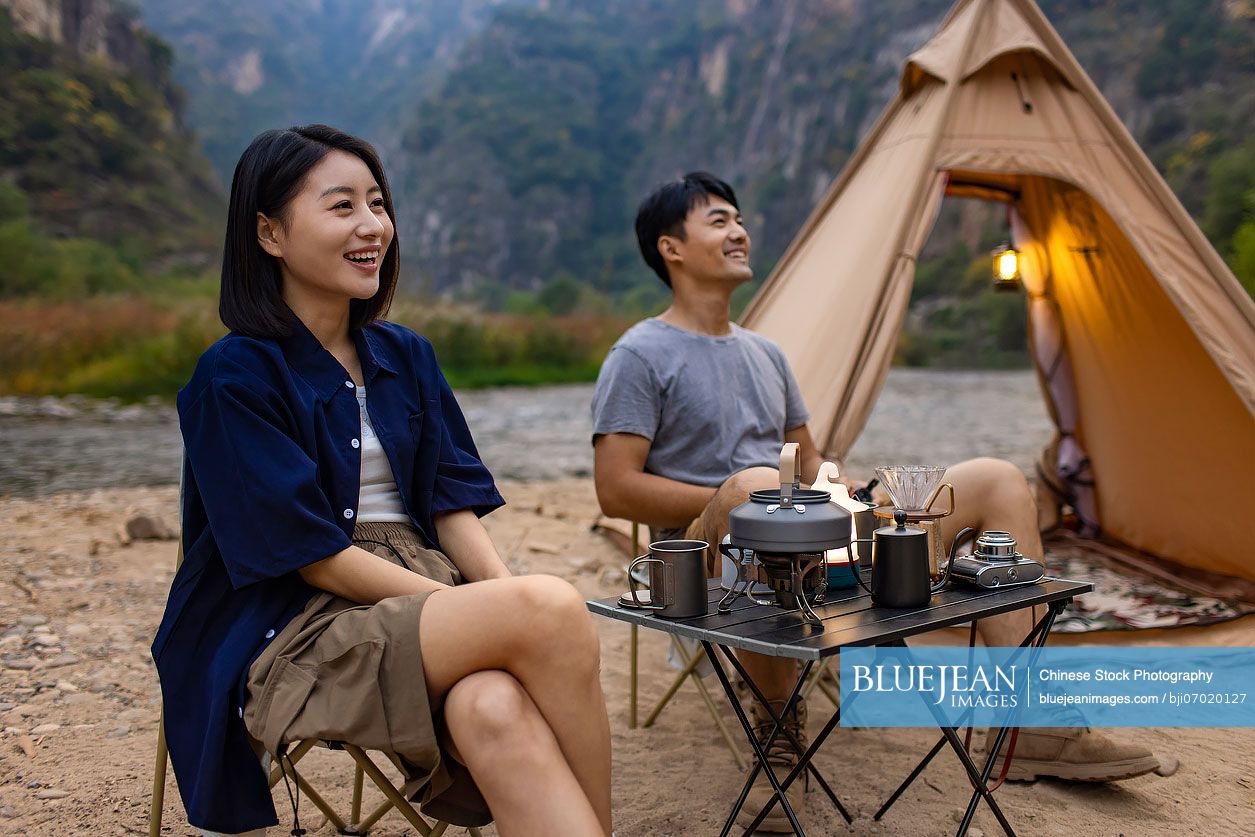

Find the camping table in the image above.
[{"left": 588, "top": 574, "right": 1092, "bottom": 837}]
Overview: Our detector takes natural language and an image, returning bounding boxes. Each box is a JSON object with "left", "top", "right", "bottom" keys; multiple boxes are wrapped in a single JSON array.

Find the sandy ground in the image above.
[{"left": 2, "top": 479, "right": 1253, "bottom": 836}]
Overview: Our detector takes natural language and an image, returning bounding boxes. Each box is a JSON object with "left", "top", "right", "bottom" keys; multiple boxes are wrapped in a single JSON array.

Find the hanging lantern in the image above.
[{"left": 991, "top": 242, "right": 1021, "bottom": 291}]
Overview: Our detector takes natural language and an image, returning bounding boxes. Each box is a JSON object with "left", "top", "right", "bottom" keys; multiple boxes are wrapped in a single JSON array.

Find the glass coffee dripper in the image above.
[{"left": 873, "top": 465, "right": 956, "bottom": 577}]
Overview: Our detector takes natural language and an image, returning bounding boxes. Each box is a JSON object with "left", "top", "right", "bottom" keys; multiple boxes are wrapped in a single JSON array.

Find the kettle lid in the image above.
[{"left": 876, "top": 509, "right": 926, "bottom": 537}]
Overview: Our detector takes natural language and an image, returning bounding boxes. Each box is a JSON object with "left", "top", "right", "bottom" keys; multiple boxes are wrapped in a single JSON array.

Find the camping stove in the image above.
[
  {"left": 716, "top": 444, "right": 852, "bottom": 627},
  {"left": 720, "top": 548, "right": 830, "bottom": 625}
]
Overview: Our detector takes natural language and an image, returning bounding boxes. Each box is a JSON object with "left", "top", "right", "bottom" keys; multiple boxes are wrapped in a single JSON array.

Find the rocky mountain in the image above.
[
  {"left": 136, "top": 0, "right": 540, "bottom": 181},
  {"left": 397, "top": 0, "right": 1254, "bottom": 299},
  {"left": 0, "top": 0, "right": 220, "bottom": 260}
]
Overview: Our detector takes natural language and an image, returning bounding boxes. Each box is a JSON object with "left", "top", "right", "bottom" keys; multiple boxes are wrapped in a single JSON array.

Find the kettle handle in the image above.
[
  {"left": 933, "top": 526, "right": 977, "bottom": 592},
  {"left": 779, "top": 442, "right": 801, "bottom": 505}
]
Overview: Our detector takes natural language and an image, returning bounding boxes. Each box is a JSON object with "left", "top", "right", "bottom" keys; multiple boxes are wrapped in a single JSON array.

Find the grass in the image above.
[{"left": 0, "top": 296, "right": 632, "bottom": 400}]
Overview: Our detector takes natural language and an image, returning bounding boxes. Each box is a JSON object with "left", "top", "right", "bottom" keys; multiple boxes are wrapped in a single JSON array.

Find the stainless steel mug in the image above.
[{"left": 627, "top": 539, "right": 710, "bottom": 619}]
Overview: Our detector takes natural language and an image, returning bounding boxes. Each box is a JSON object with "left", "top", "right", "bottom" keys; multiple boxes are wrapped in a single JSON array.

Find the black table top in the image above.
[{"left": 587, "top": 574, "right": 1092, "bottom": 661}]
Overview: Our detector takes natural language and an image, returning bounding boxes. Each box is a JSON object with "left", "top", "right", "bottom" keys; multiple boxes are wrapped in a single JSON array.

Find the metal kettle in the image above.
[{"left": 853, "top": 511, "right": 969, "bottom": 608}]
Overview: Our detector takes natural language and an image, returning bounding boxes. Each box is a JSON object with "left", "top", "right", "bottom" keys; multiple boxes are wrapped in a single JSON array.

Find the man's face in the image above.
[{"left": 667, "top": 197, "right": 752, "bottom": 286}]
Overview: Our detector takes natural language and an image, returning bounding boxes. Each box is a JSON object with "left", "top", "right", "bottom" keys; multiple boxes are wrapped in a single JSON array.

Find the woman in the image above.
[{"left": 152, "top": 125, "right": 612, "bottom": 837}]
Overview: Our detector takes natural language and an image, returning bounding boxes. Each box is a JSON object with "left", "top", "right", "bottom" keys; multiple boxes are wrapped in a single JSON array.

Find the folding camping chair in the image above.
[{"left": 149, "top": 460, "right": 484, "bottom": 836}]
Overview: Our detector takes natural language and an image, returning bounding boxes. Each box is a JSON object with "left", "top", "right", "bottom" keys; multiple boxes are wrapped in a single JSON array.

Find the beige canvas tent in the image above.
[{"left": 742, "top": 0, "right": 1255, "bottom": 595}]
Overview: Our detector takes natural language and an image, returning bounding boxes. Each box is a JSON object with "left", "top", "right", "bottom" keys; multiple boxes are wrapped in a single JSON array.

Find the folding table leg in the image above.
[
  {"left": 719, "top": 649, "right": 851, "bottom": 825},
  {"left": 629, "top": 623, "right": 639, "bottom": 729},
  {"left": 874, "top": 600, "right": 1069, "bottom": 837},
  {"left": 954, "top": 602, "right": 1064, "bottom": 837},
  {"left": 701, "top": 641, "right": 809, "bottom": 837},
  {"left": 738, "top": 692, "right": 849, "bottom": 834}
]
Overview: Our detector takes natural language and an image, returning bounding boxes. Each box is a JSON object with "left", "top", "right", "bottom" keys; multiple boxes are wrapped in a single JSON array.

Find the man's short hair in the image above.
[{"left": 634, "top": 172, "right": 740, "bottom": 287}]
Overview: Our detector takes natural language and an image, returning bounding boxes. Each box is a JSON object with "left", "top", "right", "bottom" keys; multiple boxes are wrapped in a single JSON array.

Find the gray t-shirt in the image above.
[{"left": 591, "top": 318, "right": 810, "bottom": 535}]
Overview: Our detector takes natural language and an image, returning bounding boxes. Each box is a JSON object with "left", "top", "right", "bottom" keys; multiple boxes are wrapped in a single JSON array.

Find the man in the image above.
[{"left": 592, "top": 172, "right": 1167, "bottom": 832}]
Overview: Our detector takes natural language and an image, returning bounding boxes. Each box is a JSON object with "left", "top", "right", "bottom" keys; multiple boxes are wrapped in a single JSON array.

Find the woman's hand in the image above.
[{"left": 434, "top": 509, "right": 512, "bottom": 582}]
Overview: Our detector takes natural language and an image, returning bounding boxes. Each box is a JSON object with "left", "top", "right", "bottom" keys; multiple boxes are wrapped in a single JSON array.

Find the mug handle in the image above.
[{"left": 627, "top": 556, "right": 666, "bottom": 609}]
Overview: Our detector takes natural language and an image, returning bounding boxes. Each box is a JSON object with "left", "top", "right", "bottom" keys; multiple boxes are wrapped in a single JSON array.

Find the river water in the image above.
[{"left": 0, "top": 369, "right": 1053, "bottom": 498}]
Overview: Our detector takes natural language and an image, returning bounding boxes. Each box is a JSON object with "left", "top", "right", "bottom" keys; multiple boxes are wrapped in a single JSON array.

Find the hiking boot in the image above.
[
  {"left": 985, "top": 727, "right": 1162, "bottom": 782},
  {"left": 736, "top": 698, "right": 809, "bottom": 833}
]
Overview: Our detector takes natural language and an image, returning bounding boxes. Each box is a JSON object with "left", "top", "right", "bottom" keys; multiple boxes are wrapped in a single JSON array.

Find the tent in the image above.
[{"left": 741, "top": 0, "right": 1255, "bottom": 597}]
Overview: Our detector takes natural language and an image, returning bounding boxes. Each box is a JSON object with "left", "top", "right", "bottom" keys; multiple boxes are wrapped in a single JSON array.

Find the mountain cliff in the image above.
[
  {"left": 397, "top": 0, "right": 1253, "bottom": 298},
  {"left": 0, "top": 0, "right": 219, "bottom": 262},
  {"left": 137, "top": 0, "right": 541, "bottom": 181}
]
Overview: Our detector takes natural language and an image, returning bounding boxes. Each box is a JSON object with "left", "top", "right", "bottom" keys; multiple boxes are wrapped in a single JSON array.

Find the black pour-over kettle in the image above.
[{"left": 853, "top": 511, "right": 974, "bottom": 608}]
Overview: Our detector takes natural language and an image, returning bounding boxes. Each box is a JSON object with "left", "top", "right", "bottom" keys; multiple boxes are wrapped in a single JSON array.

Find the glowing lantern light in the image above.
[{"left": 992, "top": 242, "right": 1021, "bottom": 291}]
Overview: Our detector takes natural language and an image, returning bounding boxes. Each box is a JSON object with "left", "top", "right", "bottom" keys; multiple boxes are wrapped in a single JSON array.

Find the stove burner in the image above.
[{"left": 718, "top": 547, "right": 828, "bottom": 626}]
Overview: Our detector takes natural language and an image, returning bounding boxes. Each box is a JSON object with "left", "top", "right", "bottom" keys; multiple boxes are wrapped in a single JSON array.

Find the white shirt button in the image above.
[
  {"left": 264, "top": 629, "right": 275, "bottom": 639},
  {"left": 351, "top": 438, "right": 360, "bottom": 449},
  {"left": 344, "top": 508, "right": 354, "bottom": 519},
  {"left": 345, "top": 380, "right": 355, "bottom": 388},
  {"left": 237, "top": 707, "right": 243, "bottom": 718}
]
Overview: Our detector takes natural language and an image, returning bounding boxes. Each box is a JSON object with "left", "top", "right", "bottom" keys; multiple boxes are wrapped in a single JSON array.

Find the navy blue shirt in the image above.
[{"left": 152, "top": 319, "right": 504, "bottom": 834}]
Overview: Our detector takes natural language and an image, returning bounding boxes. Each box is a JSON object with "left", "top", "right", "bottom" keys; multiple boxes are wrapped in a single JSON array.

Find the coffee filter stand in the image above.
[{"left": 872, "top": 479, "right": 956, "bottom": 577}]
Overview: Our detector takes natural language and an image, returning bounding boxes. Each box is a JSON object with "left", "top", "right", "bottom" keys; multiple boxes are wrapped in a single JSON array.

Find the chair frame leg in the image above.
[
  {"left": 149, "top": 710, "right": 168, "bottom": 837},
  {"left": 629, "top": 522, "right": 641, "bottom": 729},
  {"left": 271, "top": 748, "right": 348, "bottom": 833},
  {"left": 659, "top": 637, "right": 747, "bottom": 770},
  {"left": 351, "top": 761, "right": 365, "bottom": 829},
  {"left": 343, "top": 744, "right": 436, "bottom": 836}
]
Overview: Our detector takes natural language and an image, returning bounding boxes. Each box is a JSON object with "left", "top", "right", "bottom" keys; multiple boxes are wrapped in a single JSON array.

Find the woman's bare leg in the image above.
[
  {"left": 419, "top": 574, "right": 612, "bottom": 835},
  {"left": 443, "top": 670, "right": 604, "bottom": 837}
]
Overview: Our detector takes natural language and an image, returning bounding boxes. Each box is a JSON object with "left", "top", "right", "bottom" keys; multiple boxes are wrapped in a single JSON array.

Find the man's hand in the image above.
[{"left": 593, "top": 433, "right": 717, "bottom": 528}]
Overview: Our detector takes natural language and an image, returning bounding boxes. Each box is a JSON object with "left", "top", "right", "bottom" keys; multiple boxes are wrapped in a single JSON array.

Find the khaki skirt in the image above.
[{"left": 243, "top": 521, "right": 490, "bottom": 827}]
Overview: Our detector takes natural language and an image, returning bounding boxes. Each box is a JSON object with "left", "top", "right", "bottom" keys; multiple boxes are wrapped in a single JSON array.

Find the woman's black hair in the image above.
[
  {"left": 634, "top": 171, "right": 739, "bottom": 287},
  {"left": 219, "top": 124, "right": 400, "bottom": 337}
]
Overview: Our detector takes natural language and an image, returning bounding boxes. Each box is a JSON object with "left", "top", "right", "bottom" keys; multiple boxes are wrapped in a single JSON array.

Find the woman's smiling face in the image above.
[{"left": 258, "top": 149, "right": 394, "bottom": 309}]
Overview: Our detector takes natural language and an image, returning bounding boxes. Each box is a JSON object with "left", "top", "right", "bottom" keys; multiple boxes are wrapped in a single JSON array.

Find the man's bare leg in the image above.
[
  {"left": 933, "top": 458, "right": 1164, "bottom": 781},
  {"left": 934, "top": 458, "right": 1043, "bottom": 646}
]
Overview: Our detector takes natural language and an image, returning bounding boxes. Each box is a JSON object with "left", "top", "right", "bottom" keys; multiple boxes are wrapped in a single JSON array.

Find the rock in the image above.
[
  {"left": 0, "top": 703, "right": 13, "bottom": 712},
  {"left": 527, "top": 541, "right": 561, "bottom": 555},
  {"left": 124, "top": 513, "right": 176, "bottom": 541},
  {"left": 969, "top": 829, "right": 985, "bottom": 837},
  {"left": 55, "top": 680, "right": 79, "bottom": 693},
  {"left": 64, "top": 623, "right": 92, "bottom": 637},
  {"left": 16, "top": 735, "right": 36, "bottom": 758},
  {"left": 30, "top": 634, "right": 61, "bottom": 647},
  {"left": 30, "top": 723, "right": 60, "bottom": 735},
  {"left": 0, "top": 637, "right": 22, "bottom": 652},
  {"left": 35, "top": 789, "right": 70, "bottom": 800},
  {"left": 598, "top": 567, "right": 627, "bottom": 587},
  {"left": 9, "top": 705, "right": 37, "bottom": 717},
  {"left": 106, "top": 724, "right": 131, "bottom": 738},
  {"left": 43, "top": 655, "right": 80, "bottom": 669},
  {"left": 18, "top": 615, "right": 47, "bottom": 626},
  {"left": 0, "top": 805, "right": 14, "bottom": 818}
]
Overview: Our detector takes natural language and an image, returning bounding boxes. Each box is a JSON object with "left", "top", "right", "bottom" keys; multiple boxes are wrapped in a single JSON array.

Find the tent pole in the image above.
[
  {"left": 743, "top": 0, "right": 983, "bottom": 325},
  {"left": 819, "top": 0, "right": 992, "bottom": 457}
]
